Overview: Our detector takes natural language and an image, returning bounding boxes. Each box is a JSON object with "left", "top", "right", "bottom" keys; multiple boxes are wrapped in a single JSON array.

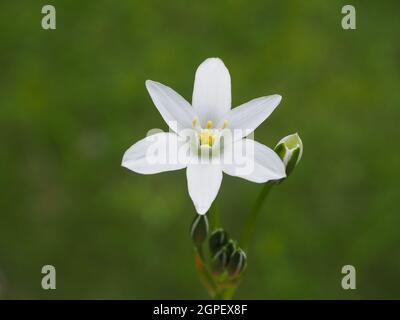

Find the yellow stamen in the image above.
[
  {"left": 222, "top": 120, "right": 228, "bottom": 130},
  {"left": 199, "top": 130, "right": 215, "bottom": 147},
  {"left": 206, "top": 120, "right": 213, "bottom": 129},
  {"left": 192, "top": 117, "right": 198, "bottom": 128},
  {"left": 209, "top": 135, "right": 214, "bottom": 146}
]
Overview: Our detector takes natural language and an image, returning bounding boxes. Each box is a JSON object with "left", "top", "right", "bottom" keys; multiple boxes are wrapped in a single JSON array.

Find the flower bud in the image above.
[
  {"left": 211, "top": 247, "right": 229, "bottom": 275},
  {"left": 226, "top": 248, "right": 247, "bottom": 278},
  {"left": 209, "top": 229, "right": 228, "bottom": 257},
  {"left": 275, "top": 133, "right": 303, "bottom": 176},
  {"left": 190, "top": 214, "right": 209, "bottom": 247},
  {"left": 225, "top": 239, "right": 237, "bottom": 258}
]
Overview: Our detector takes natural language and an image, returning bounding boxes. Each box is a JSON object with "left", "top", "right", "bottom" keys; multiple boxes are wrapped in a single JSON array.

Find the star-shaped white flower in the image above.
[{"left": 122, "top": 58, "right": 286, "bottom": 214}]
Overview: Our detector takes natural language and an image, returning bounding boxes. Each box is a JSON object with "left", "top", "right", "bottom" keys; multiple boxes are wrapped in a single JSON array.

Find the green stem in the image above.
[
  {"left": 241, "top": 182, "right": 274, "bottom": 251},
  {"left": 213, "top": 275, "right": 243, "bottom": 299},
  {"left": 207, "top": 200, "right": 219, "bottom": 231},
  {"left": 214, "top": 287, "right": 234, "bottom": 300},
  {"left": 217, "top": 284, "right": 237, "bottom": 300},
  {"left": 194, "top": 246, "right": 217, "bottom": 296}
]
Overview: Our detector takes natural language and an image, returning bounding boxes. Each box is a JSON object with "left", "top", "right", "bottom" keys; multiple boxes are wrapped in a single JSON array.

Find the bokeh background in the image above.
[{"left": 0, "top": 0, "right": 399, "bottom": 299}]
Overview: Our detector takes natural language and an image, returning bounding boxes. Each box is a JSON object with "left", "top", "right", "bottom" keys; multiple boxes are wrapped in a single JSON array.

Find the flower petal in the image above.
[
  {"left": 222, "top": 139, "right": 286, "bottom": 183},
  {"left": 220, "top": 95, "right": 282, "bottom": 140},
  {"left": 186, "top": 164, "right": 223, "bottom": 215},
  {"left": 122, "top": 132, "right": 187, "bottom": 174},
  {"left": 192, "top": 58, "right": 231, "bottom": 127},
  {"left": 146, "top": 80, "right": 196, "bottom": 134}
]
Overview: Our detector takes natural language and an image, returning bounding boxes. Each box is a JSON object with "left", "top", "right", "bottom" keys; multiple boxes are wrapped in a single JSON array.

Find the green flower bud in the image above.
[
  {"left": 211, "top": 247, "right": 229, "bottom": 275},
  {"left": 275, "top": 133, "right": 303, "bottom": 176},
  {"left": 226, "top": 248, "right": 247, "bottom": 278},
  {"left": 225, "top": 239, "right": 237, "bottom": 258},
  {"left": 209, "top": 229, "right": 228, "bottom": 257},
  {"left": 190, "top": 214, "right": 209, "bottom": 247}
]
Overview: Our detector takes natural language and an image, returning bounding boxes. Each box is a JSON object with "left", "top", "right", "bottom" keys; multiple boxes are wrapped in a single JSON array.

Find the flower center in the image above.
[
  {"left": 192, "top": 118, "right": 228, "bottom": 148},
  {"left": 199, "top": 129, "right": 216, "bottom": 147}
]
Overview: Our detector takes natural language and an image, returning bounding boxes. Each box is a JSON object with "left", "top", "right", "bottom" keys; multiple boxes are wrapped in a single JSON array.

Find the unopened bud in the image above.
[
  {"left": 275, "top": 133, "right": 303, "bottom": 176},
  {"left": 225, "top": 239, "right": 237, "bottom": 258},
  {"left": 226, "top": 248, "right": 247, "bottom": 278},
  {"left": 190, "top": 214, "right": 209, "bottom": 247},
  {"left": 209, "top": 229, "right": 228, "bottom": 256},
  {"left": 211, "top": 247, "right": 229, "bottom": 275}
]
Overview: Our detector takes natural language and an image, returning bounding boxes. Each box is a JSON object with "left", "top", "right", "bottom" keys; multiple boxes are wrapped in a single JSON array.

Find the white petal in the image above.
[
  {"left": 146, "top": 80, "right": 196, "bottom": 134},
  {"left": 192, "top": 58, "right": 231, "bottom": 126},
  {"left": 122, "top": 132, "right": 187, "bottom": 174},
  {"left": 186, "top": 164, "right": 223, "bottom": 215},
  {"left": 222, "top": 139, "right": 286, "bottom": 183},
  {"left": 220, "top": 95, "right": 282, "bottom": 140}
]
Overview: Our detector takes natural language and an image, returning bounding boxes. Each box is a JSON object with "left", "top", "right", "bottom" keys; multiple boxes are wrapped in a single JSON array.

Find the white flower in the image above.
[{"left": 122, "top": 58, "right": 286, "bottom": 215}]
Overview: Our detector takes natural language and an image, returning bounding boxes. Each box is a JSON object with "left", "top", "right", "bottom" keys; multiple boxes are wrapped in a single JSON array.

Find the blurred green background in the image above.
[{"left": 0, "top": 0, "right": 399, "bottom": 299}]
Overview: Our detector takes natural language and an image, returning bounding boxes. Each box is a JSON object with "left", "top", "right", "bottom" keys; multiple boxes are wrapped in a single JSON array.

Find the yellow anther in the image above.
[
  {"left": 209, "top": 135, "right": 215, "bottom": 146},
  {"left": 222, "top": 120, "right": 228, "bottom": 130},
  {"left": 192, "top": 117, "right": 198, "bottom": 128},
  {"left": 206, "top": 120, "right": 213, "bottom": 129},
  {"left": 199, "top": 130, "right": 215, "bottom": 147}
]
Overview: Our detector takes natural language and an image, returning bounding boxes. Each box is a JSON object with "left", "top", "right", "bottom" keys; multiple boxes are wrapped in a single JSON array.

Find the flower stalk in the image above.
[
  {"left": 241, "top": 182, "right": 274, "bottom": 251},
  {"left": 194, "top": 247, "right": 217, "bottom": 297},
  {"left": 207, "top": 201, "right": 219, "bottom": 231}
]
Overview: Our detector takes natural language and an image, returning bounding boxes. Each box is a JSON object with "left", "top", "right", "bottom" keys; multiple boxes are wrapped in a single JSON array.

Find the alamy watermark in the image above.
[
  {"left": 341, "top": 5, "right": 356, "bottom": 30},
  {"left": 126, "top": 122, "right": 259, "bottom": 177},
  {"left": 41, "top": 265, "right": 56, "bottom": 290},
  {"left": 41, "top": 5, "right": 56, "bottom": 30},
  {"left": 341, "top": 265, "right": 356, "bottom": 290}
]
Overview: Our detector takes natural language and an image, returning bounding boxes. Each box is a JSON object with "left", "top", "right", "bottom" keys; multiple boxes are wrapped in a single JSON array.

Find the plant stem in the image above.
[
  {"left": 207, "top": 200, "right": 219, "bottom": 231},
  {"left": 241, "top": 182, "right": 274, "bottom": 251},
  {"left": 194, "top": 246, "right": 217, "bottom": 297},
  {"left": 218, "top": 284, "right": 237, "bottom": 300}
]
